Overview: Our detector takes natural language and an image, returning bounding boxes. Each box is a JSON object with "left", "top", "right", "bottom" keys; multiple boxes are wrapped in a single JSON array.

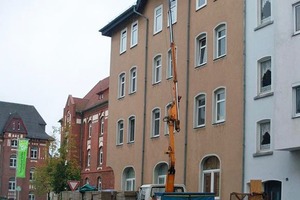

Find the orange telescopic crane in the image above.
[{"left": 164, "top": 0, "right": 181, "bottom": 193}]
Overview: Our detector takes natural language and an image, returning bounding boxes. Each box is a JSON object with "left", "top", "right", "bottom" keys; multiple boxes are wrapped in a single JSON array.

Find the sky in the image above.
[{"left": 0, "top": 0, "right": 136, "bottom": 136}]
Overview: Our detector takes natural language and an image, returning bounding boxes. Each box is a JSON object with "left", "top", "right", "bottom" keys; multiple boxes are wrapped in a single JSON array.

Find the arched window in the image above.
[
  {"left": 194, "top": 93, "right": 206, "bottom": 127},
  {"left": 123, "top": 167, "right": 135, "bottom": 191},
  {"left": 196, "top": 33, "right": 207, "bottom": 66},
  {"left": 99, "top": 116, "right": 104, "bottom": 135},
  {"left": 154, "top": 163, "right": 168, "bottom": 184},
  {"left": 118, "top": 73, "right": 126, "bottom": 98},
  {"left": 214, "top": 23, "right": 226, "bottom": 58},
  {"left": 10, "top": 155, "right": 17, "bottom": 168},
  {"left": 88, "top": 120, "right": 92, "bottom": 138},
  {"left": 97, "top": 177, "right": 102, "bottom": 191},
  {"left": 129, "top": 67, "right": 137, "bottom": 93},
  {"left": 153, "top": 55, "right": 162, "bottom": 84},
  {"left": 201, "top": 156, "right": 220, "bottom": 199},
  {"left": 87, "top": 149, "right": 91, "bottom": 167},
  {"left": 151, "top": 108, "right": 161, "bottom": 137},
  {"left": 99, "top": 147, "right": 103, "bottom": 165},
  {"left": 128, "top": 116, "right": 135, "bottom": 143},
  {"left": 117, "top": 120, "right": 124, "bottom": 145},
  {"left": 214, "top": 88, "right": 226, "bottom": 123}
]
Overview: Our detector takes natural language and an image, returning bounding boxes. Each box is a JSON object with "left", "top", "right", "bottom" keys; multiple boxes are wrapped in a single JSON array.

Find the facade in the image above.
[
  {"left": 0, "top": 101, "right": 52, "bottom": 200},
  {"left": 244, "top": 0, "right": 300, "bottom": 199},
  {"left": 100, "top": 0, "right": 244, "bottom": 199},
  {"left": 61, "top": 77, "right": 114, "bottom": 190}
]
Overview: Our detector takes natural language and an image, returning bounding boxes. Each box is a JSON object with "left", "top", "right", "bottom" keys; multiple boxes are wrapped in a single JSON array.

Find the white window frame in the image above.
[
  {"left": 29, "top": 192, "right": 35, "bottom": 200},
  {"left": 154, "top": 5, "right": 163, "bottom": 34},
  {"left": 213, "top": 88, "right": 226, "bottom": 123},
  {"left": 99, "top": 147, "right": 103, "bottom": 165},
  {"left": 131, "top": 21, "right": 138, "bottom": 47},
  {"left": 196, "top": 0, "right": 207, "bottom": 10},
  {"left": 293, "top": 85, "right": 300, "bottom": 117},
  {"left": 30, "top": 168, "right": 35, "bottom": 181},
  {"left": 167, "top": 49, "right": 173, "bottom": 79},
  {"left": 120, "top": 28, "right": 127, "bottom": 53},
  {"left": 87, "top": 149, "right": 91, "bottom": 167},
  {"left": 168, "top": 0, "right": 177, "bottom": 26},
  {"left": 100, "top": 116, "right": 104, "bottom": 135},
  {"left": 8, "top": 177, "right": 16, "bottom": 191},
  {"left": 258, "top": 56, "right": 272, "bottom": 94},
  {"left": 117, "top": 120, "right": 124, "bottom": 145},
  {"left": 196, "top": 33, "right": 207, "bottom": 66},
  {"left": 153, "top": 55, "right": 162, "bottom": 84},
  {"left": 30, "top": 146, "right": 38, "bottom": 159},
  {"left": 214, "top": 23, "right": 226, "bottom": 59},
  {"left": 88, "top": 120, "right": 92, "bottom": 138},
  {"left": 11, "top": 139, "right": 18, "bottom": 147},
  {"left": 165, "top": 103, "right": 172, "bottom": 135},
  {"left": 129, "top": 67, "right": 137, "bottom": 94},
  {"left": 128, "top": 116, "right": 135, "bottom": 143},
  {"left": 194, "top": 93, "right": 206, "bottom": 128},
  {"left": 257, "top": 119, "right": 271, "bottom": 152},
  {"left": 258, "top": 0, "right": 272, "bottom": 25},
  {"left": 118, "top": 73, "right": 126, "bottom": 98},
  {"left": 152, "top": 108, "right": 161, "bottom": 137},
  {"left": 294, "top": 2, "right": 300, "bottom": 34},
  {"left": 10, "top": 155, "right": 17, "bottom": 168}
]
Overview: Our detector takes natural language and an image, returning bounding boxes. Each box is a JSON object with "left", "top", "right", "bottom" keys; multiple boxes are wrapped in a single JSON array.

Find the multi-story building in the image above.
[
  {"left": 61, "top": 77, "right": 114, "bottom": 190},
  {"left": 100, "top": 0, "right": 244, "bottom": 199},
  {"left": 244, "top": 0, "right": 300, "bottom": 199},
  {"left": 0, "top": 101, "right": 52, "bottom": 200}
]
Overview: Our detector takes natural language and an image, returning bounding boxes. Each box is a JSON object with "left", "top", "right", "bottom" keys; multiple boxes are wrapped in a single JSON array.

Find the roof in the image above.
[
  {"left": 0, "top": 101, "right": 53, "bottom": 140},
  {"left": 100, "top": 0, "right": 147, "bottom": 37}
]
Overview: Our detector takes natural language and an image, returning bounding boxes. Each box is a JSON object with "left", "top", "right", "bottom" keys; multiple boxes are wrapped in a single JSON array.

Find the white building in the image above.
[{"left": 244, "top": 0, "right": 300, "bottom": 199}]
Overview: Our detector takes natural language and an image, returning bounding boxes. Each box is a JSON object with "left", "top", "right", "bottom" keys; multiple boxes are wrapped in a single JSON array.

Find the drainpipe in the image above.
[
  {"left": 133, "top": 6, "right": 149, "bottom": 186},
  {"left": 183, "top": 0, "right": 191, "bottom": 185}
]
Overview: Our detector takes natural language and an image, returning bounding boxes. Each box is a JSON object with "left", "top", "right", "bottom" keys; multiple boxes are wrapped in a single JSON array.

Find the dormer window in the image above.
[{"left": 99, "top": 93, "right": 104, "bottom": 100}]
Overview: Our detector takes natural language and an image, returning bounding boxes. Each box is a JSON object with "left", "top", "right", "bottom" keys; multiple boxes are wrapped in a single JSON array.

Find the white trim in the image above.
[
  {"left": 130, "top": 21, "right": 138, "bottom": 48},
  {"left": 212, "top": 87, "right": 226, "bottom": 124},
  {"left": 214, "top": 23, "right": 227, "bottom": 59},
  {"left": 154, "top": 5, "right": 163, "bottom": 34},
  {"left": 195, "top": 32, "right": 207, "bottom": 67},
  {"left": 127, "top": 115, "right": 136, "bottom": 143},
  {"left": 153, "top": 54, "right": 162, "bottom": 84},
  {"left": 129, "top": 66, "right": 137, "bottom": 94},
  {"left": 116, "top": 119, "right": 125, "bottom": 145},
  {"left": 118, "top": 72, "right": 126, "bottom": 98},
  {"left": 120, "top": 28, "right": 127, "bottom": 54},
  {"left": 194, "top": 93, "right": 206, "bottom": 128},
  {"left": 151, "top": 107, "right": 161, "bottom": 138},
  {"left": 196, "top": 0, "right": 207, "bottom": 11},
  {"left": 294, "top": 2, "right": 300, "bottom": 34}
]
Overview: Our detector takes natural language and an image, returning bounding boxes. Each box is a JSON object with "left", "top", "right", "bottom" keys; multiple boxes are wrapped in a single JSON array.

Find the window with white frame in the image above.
[
  {"left": 131, "top": 21, "right": 138, "bottom": 47},
  {"left": 153, "top": 55, "right": 162, "bottom": 84},
  {"left": 215, "top": 24, "right": 226, "bottom": 58},
  {"left": 117, "top": 120, "right": 124, "bottom": 145},
  {"left": 154, "top": 5, "right": 163, "bottom": 34},
  {"left": 11, "top": 139, "right": 18, "bottom": 148},
  {"left": 202, "top": 156, "right": 220, "bottom": 199},
  {"left": 258, "top": 57, "right": 272, "bottom": 94},
  {"left": 30, "top": 168, "right": 35, "bottom": 181},
  {"left": 10, "top": 155, "right": 17, "bottom": 168},
  {"left": 258, "top": 120, "right": 271, "bottom": 152},
  {"left": 100, "top": 116, "right": 104, "bottom": 135},
  {"left": 196, "top": 33, "right": 207, "bottom": 66},
  {"left": 152, "top": 108, "right": 161, "bottom": 137},
  {"left": 214, "top": 88, "right": 226, "bottom": 123},
  {"left": 168, "top": 0, "right": 177, "bottom": 25},
  {"left": 99, "top": 147, "right": 103, "bottom": 165},
  {"left": 195, "top": 94, "right": 206, "bottom": 127},
  {"left": 30, "top": 146, "right": 38, "bottom": 159},
  {"left": 294, "top": 3, "right": 300, "bottom": 34},
  {"left": 8, "top": 177, "right": 16, "bottom": 191},
  {"left": 97, "top": 177, "right": 102, "bottom": 191},
  {"left": 123, "top": 167, "right": 135, "bottom": 191},
  {"left": 293, "top": 85, "right": 300, "bottom": 117},
  {"left": 87, "top": 149, "right": 91, "bottom": 167},
  {"left": 128, "top": 116, "right": 135, "bottom": 143},
  {"left": 118, "top": 73, "right": 126, "bottom": 98},
  {"left": 120, "top": 28, "right": 127, "bottom": 53},
  {"left": 129, "top": 67, "right": 137, "bottom": 93},
  {"left": 154, "top": 163, "right": 168, "bottom": 184},
  {"left": 29, "top": 192, "right": 35, "bottom": 200},
  {"left": 167, "top": 49, "right": 173, "bottom": 79},
  {"left": 88, "top": 121, "right": 92, "bottom": 138},
  {"left": 196, "top": 0, "right": 207, "bottom": 10},
  {"left": 165, "top": 103, "right": 172, "bottom": 135},
  {"left": 259, "top": 0, "right": 271, "bottom": 25}
]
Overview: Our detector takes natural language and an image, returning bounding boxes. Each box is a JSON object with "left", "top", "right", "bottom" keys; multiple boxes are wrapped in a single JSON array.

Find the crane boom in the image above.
[{"left": 164, "top": 0, "right": 180, "bottom": 193}]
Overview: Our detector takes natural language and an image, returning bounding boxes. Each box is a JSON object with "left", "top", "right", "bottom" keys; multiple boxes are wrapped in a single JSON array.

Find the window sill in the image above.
[
  {"left": 213, "top": 54, "right": 226, "bottom": 61},
  {"left": 292, "top": 114, "right": 300, "bottom": 119},
  {"left": 253, "top": 151, "right": 273, "bottom": 157},
  {"left": 194, "top": 124, "right": 205, "bottom": 129},
  {"left": 153, "top": 30, "right": 162, "bottom": 36},
  {"left": 130, "top": 44, "right": 138, "bottom": 49},
  {"left": 129, "top": 91, "right": 137, "bottom": 96},
  {"left": 119, "top": 50, "right": 126, "bottom": 55},
  {"left": 196, "top": 4, "right": 207, "bottom": 11},
  {"left": 151, "top": 135, "right": 160, "bottom": 139},
  {"left": 254, "top": 20, "right": 274, "bottom": 31},
  {"left": 118, "top": 96, "right": 125, "bottom": 100},
  {"left": 212, "top": 120, "right": 225, "bottom": 126},
  {"left": 254, "top": 91, "right": 274, "bottom": 100},
  {"left": 152, "top": 81, "right": 161, "bottom": 86},
  {"left": 292, "top": 31, "right": 300, "bottom": 37},
  {"left": 195, "top": 62, "right": 207, "bottom": 69}
]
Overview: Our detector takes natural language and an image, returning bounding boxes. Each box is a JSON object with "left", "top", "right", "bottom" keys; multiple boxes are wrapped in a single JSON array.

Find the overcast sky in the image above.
[{"left": 0, "top": 0, "right": 136, "bottom": 136}]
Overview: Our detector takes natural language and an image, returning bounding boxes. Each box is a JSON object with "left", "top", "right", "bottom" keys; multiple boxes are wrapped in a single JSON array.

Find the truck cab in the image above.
[{"left": 137, "top": 184, "right": 186, "bottom": 200}]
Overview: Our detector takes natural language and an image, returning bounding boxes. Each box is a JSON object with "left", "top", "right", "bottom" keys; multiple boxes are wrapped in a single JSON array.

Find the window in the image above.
[
  {"left": 11, "top": 139, "right": 18, "bottom": 148},
  {"left": 120, "top": 28, "right": 127, "bottom": 53},
  {"left": 196, "top": 33, "right": 207, "bottom": 66},
  {"left": 153, "top": 55, "right": 162, "bottom": 84},
  {"left": 264, "top": 180, "right": 281, "bottom": 200},
  {"left": 196, "top": 0, "right": 207, "bottom": 10},
  {"left": 30, "top": 168, "right": 35, "bottom": 181},
  {"left": 258, "top": 57, "right": 272, "bottom": 94},
  {"left": 87, "top": 149, "right": 91, "bottom": 167},
  {"left": 152, "top": 108, "right": 161, "bottom": 137},
  {"left": 293, "top": 85, "right": 300, "bottom": 117},
  {"left": 85, "top": 178, "right": 89, "bottom": 184},
  {"left": 118, "top": 73, "right": 126, "bottom": 98},
  {"left": 168, "top": 0, "right": 177, "bottom": 25},
  {"left": 258, "top": 120, "right": 271, "bottom": 152},
  {"left": 8, "top": 177, "right": 16, "bottom": 191},
  {"left": 123, "top": 167, "right": 135, "bottom": 191},
  {"left": 202, "top": 156, "right": 220, "bottom": 199},
  {"left": 214, "top": 88, "right": 226, "bottom": 123},
  {"left": 128, "top": 116, "right": 135, "bottom": 143},
  {"left": 88, "top": 121, "right": 92, "bottom": 138},
  {"left": 167, "top": 48, "right": 176, "bottom": 79},
  {"left": 10, "top": 155, "right": 17, "bottom": 168},
  {"left": 129, "top": 67, "right": 137, "bottom": 93},
  {"left": 215, "top": 24, "right": 226, "bottom": 58},
  {"left": 154, "top": 163, "right": 168, "bottom": 184},
  {"left": 29, "top": 192, "right": 35, "bottom": 200},
  {"left": 165, "top": 103, "right": 172, "bottom": 135},
  {"left": 259, "top": 0, "right": 271, "bottom": 24},
  {"left": 294, "top": 3, "right": 300, "bottom": 34},
  {"left": 195, "top": 94, "right": 206, "bottom": 127},
  {"left": 100, "top": 116, "right": 104, "bottom": 135},
  {"left": 117, "top": 120, "right": 124, "bottom": 145},
  {"left": 131, "top": 21, "right": 138, "bottom": 47},
  {"left": 97, "top": 177, "right": 102, "bottom": 191},
  {"left": 99, "top": 147, "right": 103, "bottom": 165},
  {"left": 30, "top": 146, "right": 38, "bottom": 159},
  {"left": 154, "top": 5, "right": 163, "bottom": 34}
]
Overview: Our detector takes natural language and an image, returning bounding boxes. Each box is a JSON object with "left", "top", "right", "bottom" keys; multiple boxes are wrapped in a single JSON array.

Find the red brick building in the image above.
[
  {"left": 0, "top": 101, "right": 52, "bottom": 200},
  {"left": 61, "top": 77, "right": 114, "bottom": 190}
]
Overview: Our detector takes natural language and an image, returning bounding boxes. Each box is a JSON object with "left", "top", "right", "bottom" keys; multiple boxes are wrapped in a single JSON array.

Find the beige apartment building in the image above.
[{"left": 100, "top": 0, "right": 244, "bottom": 199}]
